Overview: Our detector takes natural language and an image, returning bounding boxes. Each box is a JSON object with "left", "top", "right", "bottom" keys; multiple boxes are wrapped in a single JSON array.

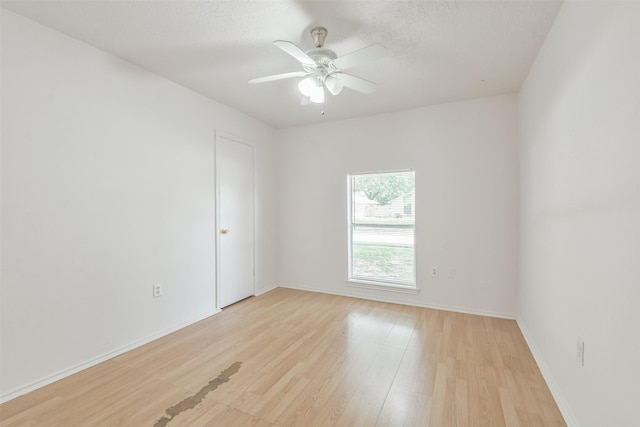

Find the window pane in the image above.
[{"left": 350, "top": 171, "right": 415, "bottom": 286}]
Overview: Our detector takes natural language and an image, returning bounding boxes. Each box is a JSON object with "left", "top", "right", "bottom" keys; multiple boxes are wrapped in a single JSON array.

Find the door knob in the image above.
[{"left": 221, "top": 229, "right": 229, "bottom": 234}]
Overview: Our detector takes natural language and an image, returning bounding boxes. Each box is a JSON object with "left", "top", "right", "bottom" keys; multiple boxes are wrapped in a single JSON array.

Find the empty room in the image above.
[{"left": 1, "top": 1, "right": 638, "bottom": 426}]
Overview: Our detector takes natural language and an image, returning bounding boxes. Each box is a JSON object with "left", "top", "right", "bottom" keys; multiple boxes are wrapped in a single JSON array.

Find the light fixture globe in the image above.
[
  {"left": 297, "top": 76, "right": 317, "bottom": 97},
  {"left": 324, "top": 74, "right": 343, "bottom": 95},
  {"left": 309, "top": 87, "right": 325, "bottom": 104},
  {"left": 298, "top": 74, "right": 325, "bottom": 103}
]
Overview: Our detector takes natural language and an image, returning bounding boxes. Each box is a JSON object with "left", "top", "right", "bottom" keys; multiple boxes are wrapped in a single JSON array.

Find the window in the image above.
[{"left": 348, "top": 170, "right": 416, "bottom": 288}]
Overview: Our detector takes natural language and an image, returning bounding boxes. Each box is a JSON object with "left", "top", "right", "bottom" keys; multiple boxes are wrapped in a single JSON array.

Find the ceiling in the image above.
[{"left": 1, "top": 1, "right": 562, "bottom": 128}]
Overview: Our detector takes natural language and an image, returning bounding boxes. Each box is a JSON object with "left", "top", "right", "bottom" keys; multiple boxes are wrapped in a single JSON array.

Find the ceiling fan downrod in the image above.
[{"left": 310, "top": 27, "right": 328, "bottom": 48}]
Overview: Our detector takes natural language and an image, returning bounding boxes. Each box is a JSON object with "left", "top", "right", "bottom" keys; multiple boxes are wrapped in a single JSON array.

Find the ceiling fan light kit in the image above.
[{"left": 248, "top": 27, "right": 386, "bottom": 105}]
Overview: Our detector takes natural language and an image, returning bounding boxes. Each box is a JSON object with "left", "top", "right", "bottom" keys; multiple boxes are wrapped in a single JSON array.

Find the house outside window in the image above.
[{"left": 348, "top": 170, "right": 416, "bottom": 288}]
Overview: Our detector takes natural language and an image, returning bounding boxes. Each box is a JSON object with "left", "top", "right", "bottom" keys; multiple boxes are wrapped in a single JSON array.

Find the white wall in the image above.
[
  {"left": 0, "top": 10, "right": 276, "bottom": 400},
  {"left": 276, "top": 94, "right": 519, "bottom": 317},
  {"left": 518, "top": 2, "right": 640, "bottom": 426}
]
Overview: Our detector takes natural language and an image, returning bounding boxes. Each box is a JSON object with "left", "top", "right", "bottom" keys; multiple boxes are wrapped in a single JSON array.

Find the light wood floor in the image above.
[{"left": 1, "top": 288, "right": 565, "bottom": 426}]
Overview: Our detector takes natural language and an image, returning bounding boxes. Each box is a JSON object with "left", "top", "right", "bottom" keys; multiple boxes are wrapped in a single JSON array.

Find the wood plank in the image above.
[{"left": 0, "top": 288, "right": 566, "bottom": 426}]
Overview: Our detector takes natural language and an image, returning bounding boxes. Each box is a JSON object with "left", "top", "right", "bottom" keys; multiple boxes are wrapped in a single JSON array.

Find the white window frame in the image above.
[{"left": 346, "top": 169, "right": 418, "bottom": 293}]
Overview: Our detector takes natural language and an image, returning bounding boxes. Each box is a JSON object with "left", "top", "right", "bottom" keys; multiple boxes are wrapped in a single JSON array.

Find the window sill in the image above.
[{"left": 346, "top": 279, "right": 420, "bottom": 295}]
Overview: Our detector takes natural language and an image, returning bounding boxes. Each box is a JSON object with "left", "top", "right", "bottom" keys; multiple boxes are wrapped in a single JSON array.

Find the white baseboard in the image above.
[
  {"left": 254, "top": 284, "right": 279, "bottom": 297},
  {"left": 278, "top": 284, "right": 516, "bottom": 320},
  {"left": 0, "top": 308, "right": 221, "bottom": 404},
  {"left": 517, "top": 318, "right": 579, "bottom": 427}
]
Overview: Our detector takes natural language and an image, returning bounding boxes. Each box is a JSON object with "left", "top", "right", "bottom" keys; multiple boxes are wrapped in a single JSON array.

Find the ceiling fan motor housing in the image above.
[{"left": 303, "top": 48, "right": 338, "bottom": 72}]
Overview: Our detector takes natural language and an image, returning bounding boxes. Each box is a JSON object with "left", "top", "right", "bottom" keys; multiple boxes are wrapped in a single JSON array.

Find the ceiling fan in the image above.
[{"left": 248, "top": 27, "right": 387, "bottom": 105}]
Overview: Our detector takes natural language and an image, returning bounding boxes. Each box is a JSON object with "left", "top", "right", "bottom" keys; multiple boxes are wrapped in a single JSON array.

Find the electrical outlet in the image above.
[
  {"left": 431, "top": 266, "right": 439, "bottom": 277},
  {"left": 153, "top": 283, "right": 163, "bottom": 298},
  {"left": 576, "top": 336, "right": 584, "bottom": 366}
]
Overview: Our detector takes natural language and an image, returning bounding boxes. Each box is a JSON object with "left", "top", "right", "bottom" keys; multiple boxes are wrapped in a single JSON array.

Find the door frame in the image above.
[{"left": 214, "top": 130, "right": 257, "bottom": 311}]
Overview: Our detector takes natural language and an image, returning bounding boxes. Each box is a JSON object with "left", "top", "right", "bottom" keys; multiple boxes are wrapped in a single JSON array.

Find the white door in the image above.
[{"left": 216, "top": 134, "right": 255, "bottom": 308}]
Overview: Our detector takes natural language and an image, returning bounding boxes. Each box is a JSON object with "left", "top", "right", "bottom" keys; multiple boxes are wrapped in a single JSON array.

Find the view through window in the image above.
[{"left": 349, "top": 170, "right": 416, "bottom": 287}]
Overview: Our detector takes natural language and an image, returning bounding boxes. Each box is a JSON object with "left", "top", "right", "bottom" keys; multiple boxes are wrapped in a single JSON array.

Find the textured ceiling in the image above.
[{"left": 1, "top": 1, "right": 562, "bottom": 128}]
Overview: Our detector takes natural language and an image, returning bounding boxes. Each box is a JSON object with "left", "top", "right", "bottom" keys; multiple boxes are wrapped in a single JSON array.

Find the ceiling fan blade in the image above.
[
  {"left": 248, "top": 71, "right": 308, "bottom": 84},
  {"left": 273, "top": 40, "right": 316, "bottom": 66},
  {"left": 332, "top": 44, "right": 387, "bottom": 70},
  {"left": 300, "top": 96, "right": 311, "bottom": 106},
  {"left": 338, "top": 73, "right": 378, "bottom": 94}
]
